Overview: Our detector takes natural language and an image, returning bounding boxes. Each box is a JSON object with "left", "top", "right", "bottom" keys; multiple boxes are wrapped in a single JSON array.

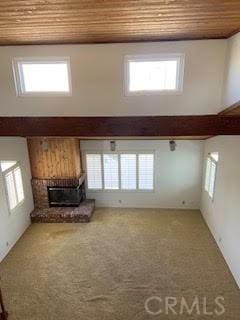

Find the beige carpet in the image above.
[{"left": 0, "top": 208, "right": 239, "bottom": 320}]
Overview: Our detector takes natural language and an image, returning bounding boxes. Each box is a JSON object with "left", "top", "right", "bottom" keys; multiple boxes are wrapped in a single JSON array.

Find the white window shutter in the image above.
[
  {"left": 205, "top": 153, "right": 218, "bottom": 199},
  {"left": 14, "top": 167, "right": 24, "bottom": 202},
  {"left": 205, "top": 158, "right": 211, "bottom": 191},
  {"left": 5, "top": 171, "right": 18, "bottom": 210},
  {"left": 138, "top": 154, "right": 154, "bottom": 190},
  {"left": 103, "top": 154, "right": 119, "bottom": 189},
  {"left": 86, "top": 154, "right": 103, "bottom": 189},
  {"left": 120, "top": 154, "right": 137, "bottom": 190},
  {"left": 209, "top": 161, "right": 217, "bottom": 198}
]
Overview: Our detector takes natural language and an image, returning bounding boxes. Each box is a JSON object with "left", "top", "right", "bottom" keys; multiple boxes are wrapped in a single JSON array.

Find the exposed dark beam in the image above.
[{"left": 0, "top": 116, "right": 240, "bottom": 137}]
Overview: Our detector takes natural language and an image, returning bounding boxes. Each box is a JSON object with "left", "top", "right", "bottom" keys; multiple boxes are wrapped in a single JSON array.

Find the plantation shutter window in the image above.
[
  {"left": 86, "top": 152, "right": 154, "bottom": 191},
  {"left": 138, "top": 154, "right": 154, "bottom": 190},
  {"left": 14, "top": 167, "right": 24, "bottom": 202},
  {"left": 103, "top": 154, "right": 119, "bottom": 189},
  {"left": 0, "top": 161, "right": 25, "bottom": 211},
  {"left": 86, "top": 154, "right": 103, "bottom": 189},
  {"left": 5, "top": 171, "right": 18, "bottom": 210},
  {"left": 205, "top": 152, "right": 219, "bottom": 199},
  {"left": 120, "top": 154, "right": 137, "bottom": 190}
]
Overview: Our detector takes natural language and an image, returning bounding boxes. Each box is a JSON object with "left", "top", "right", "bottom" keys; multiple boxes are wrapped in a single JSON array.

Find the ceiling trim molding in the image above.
[
  {"left": 0, "top": 116, "right": 240, "bottom": 137},
  {"left": 0, "top": 36, "right": 229, "bottom": 47}
]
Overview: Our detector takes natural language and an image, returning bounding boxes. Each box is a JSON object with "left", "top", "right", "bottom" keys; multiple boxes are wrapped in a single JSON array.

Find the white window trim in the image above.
[
  {"left": 205, "top": 153, "right": 218, "bottom": 201},
  {"left": 0, "top": 161, "right": 25, "bottom": 213},
  {"left": 124, "top": 53, "right": 185, "bottom": 96},
  {"left": 84, "top": 151, "right": 155, "bottom": 192},
  {"left": 12, "top": 57, "right": 72, "bottom": 97}
]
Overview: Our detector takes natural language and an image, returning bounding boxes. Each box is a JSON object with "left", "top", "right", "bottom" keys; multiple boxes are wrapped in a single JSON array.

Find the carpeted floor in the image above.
[{"left": 0, "top": 208, "right": 239, "bottom": 319}]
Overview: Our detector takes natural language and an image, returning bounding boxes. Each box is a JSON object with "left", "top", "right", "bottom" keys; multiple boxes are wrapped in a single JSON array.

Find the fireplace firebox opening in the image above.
[{"left": 48, "top": 184, "right": 85, "bottom": 207}]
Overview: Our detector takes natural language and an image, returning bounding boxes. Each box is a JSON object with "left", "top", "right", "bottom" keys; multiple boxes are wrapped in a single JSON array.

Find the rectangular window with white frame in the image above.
[
  {"left": 86, "top": 152, "right": 154, "bottom": 191},
  {"left": 205, "top": 152, "right": 219, "bottom": 199},
  {"left": 13, "top": 57, "right": 72, "bottom": 96},
  {"left": 125, "top": 53, "right": 184, "bottom": 95},
  {"left": 0, "top": 161, "right": 25, "bottom": 211}
]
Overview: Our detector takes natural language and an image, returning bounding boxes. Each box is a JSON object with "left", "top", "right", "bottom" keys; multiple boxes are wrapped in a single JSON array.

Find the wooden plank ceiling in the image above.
[{"left": 0, "top": 0, "right": 239, "bottom": 45}]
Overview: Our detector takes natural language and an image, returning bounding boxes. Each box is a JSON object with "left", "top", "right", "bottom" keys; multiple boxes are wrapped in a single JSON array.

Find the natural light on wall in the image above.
[
  {"left": 13, "top": 58, "right": 71, "bottom": 96},
  {"left": 125, "top": 54, "right": 184, "bottom": 94}
]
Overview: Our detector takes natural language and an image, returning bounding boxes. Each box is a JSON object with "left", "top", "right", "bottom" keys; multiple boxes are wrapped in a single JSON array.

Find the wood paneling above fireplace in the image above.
[{"left": 27, "top": 138, "right": 81, "bottom": 179}]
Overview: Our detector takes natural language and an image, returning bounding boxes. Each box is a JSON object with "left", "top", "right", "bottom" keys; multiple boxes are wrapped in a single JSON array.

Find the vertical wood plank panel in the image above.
[{"left": 27, "top": 138, "right": 82, "bottom": 179}]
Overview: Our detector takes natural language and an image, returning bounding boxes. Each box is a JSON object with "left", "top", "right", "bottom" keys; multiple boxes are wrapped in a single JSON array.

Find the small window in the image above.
[
  {"left": 125, "top": 54, "right": 184, "bottom": 95},
  {"left": 13, "top": 58, "right": 71, "bottom": 96},
  {"left": 0, "top": 161, "right": 25, "bottom": 211},
  {"left": 205, "top": 152, "right": 219, "bottom": 199}
]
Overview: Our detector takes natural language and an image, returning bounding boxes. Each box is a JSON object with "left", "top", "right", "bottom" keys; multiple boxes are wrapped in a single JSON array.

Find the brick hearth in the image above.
[{"left": 31, "top": 199, "right": 95, "bottom": 223}]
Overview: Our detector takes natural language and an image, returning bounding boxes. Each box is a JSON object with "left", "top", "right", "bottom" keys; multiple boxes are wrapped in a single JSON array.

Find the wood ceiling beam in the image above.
[
  {"left": 0, "top": 116, "right": 240, "bottom": 137},
  {"left": 219, "top": 100, "right": 240, "bottom": 116}
]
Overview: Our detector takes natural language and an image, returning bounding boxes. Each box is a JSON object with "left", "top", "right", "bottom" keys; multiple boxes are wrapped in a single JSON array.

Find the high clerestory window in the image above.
[
  {"left": 13, "top": 58, "right": 72, "bottom": 96},
  {"left": 125, "top": 54, "right": 184, "bottom": 95}
]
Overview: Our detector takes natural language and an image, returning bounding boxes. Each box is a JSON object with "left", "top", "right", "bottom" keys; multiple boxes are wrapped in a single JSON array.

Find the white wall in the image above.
[
  {"left": 0, "top": 138, "right": 34, "bottom": 262},
  {"left": 81, "top": 140, "right": 203, "bottom": 209},
  {"left": 0, "top": 40, "right": 226, "bottom": 116},
  {"left": 222, "top": 32, "right": 240, "bottom": 108},
  {"left": 201, "top": 136, "right": 240, "bottom": 288}
]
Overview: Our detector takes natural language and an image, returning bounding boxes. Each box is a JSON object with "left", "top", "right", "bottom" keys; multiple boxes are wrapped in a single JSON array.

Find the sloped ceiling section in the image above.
[{"left": 0, "top": 0, "right": 239, "bottom": 45}]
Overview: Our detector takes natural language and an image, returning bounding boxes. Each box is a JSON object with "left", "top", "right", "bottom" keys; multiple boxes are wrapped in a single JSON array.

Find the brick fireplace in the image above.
[
  {"left": 32, "top": 177, "right": 84, "bottom": 209},
  {"left": 28, "top": 138, "right": 95, "bottom": 223}
]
